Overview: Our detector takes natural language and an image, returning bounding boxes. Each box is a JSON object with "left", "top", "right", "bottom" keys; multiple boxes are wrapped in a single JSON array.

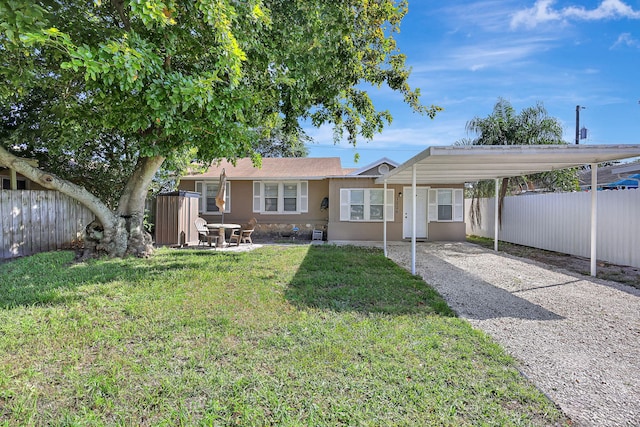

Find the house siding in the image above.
[
  {"left": 428, "top": 222, "right": 466, "bottom": 241},
  {"left": 178, "top": 179, "right": 329, "bottom": 238},
  {"left": 328, "top": 179, "right": 466, "bottom": 242},
  {"left": 177, "top": 161, "right": 467, "bottom": 243},
  {"left": 327, "top": 177, "right": 404, "bottom": 241}
]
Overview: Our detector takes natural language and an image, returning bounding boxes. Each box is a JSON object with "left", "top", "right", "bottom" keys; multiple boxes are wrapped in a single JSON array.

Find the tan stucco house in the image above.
[{"left": 178, "top": 156, "right": 466, "bottom": 242}]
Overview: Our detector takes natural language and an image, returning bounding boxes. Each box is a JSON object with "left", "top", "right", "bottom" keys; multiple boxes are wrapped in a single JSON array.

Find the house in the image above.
[
  {"left": 177, "top": 144, "right": 640, "bottom": 257},
  {"left": 0, "top": 158, "right": 42, "bottom": 190},
  {"left": 578, "top": 160, "right": 640, "bottom": 190},
  {"left": 177, "top": 156, "right": 466, "bottom": 242}
]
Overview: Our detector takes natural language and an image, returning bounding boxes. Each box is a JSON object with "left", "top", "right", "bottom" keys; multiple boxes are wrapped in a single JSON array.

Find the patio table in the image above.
[{"left": 206, "top": 223, "right": 241, "bottom": 247}]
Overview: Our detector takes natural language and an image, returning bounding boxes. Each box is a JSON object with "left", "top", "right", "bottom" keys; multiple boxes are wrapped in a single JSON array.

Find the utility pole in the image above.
[{"left": 575, "top": 105, "right": 585, "bottom": 144}]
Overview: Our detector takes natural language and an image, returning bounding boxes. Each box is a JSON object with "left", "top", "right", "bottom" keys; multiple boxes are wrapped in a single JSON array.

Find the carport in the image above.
[{"left": 376, "top": 144, "right": 640, "bottom": 276}]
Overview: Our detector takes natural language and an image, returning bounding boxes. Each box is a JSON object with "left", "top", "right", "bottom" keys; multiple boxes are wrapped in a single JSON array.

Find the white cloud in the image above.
[
  {"left": 511, "top": 0, "right": 640, "bottom": 29},
  {"left": 563, "top": 0, "right": 640, "bottom": 20},
  {"left": 411, "top": 36, "right": 554, "bottom": 73},
  {"left": 435, "top": 1, "right": 523, "bottom": 33},
  {"left": 611, "top": 32, "right": 640, "bottom": 49},
  {"left": 511, "top": 0, "right": 561, "bottom": 29}
]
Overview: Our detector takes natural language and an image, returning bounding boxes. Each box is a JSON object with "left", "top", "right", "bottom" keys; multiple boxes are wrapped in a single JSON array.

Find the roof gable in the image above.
[{"left": 348, "top": 157, "right": 399, "bottom": 176}]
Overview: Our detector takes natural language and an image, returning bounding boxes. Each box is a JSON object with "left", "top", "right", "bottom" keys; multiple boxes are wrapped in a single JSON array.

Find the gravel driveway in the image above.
[{"left": 386, "top": 242, "right": 640, "bottom": 427}]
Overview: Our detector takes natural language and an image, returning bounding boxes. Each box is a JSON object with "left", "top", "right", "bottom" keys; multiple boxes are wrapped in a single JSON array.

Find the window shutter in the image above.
[
  {"left": 385, "top": 189, "right": 394, "bottom": 221},
  {"left": 195, "top": 182, "right": 204, "bottom": 213},
  {"left": 428, "top": 189, "right": 438, "bottom": 222},
  {"left": 300, "top": 181, "right": 308, "bottom": 213},
  {"left": 340, "top": 189, "right": 350, "bottom": 221},
  {"left": 453, "top": 189, "right": 464, "bottom": 222},
  {"left": 225, "top": 182, "right": 231, "bottom": 213},
  {"left": 253, "top": 182, "right": 261, "bottom": 212}
]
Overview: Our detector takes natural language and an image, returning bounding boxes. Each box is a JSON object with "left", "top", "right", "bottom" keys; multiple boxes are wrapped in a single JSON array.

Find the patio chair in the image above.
[
  {"left": 239, "top": 217, "right": 257, "bottom": 245},
  {"left": 194, "top": 217, "right": 218, "bottom": 248},
  {"left": 229, "top": 217, "right": 257, "bottom": 246}
]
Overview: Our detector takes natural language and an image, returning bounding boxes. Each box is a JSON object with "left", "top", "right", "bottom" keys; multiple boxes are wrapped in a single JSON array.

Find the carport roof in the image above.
[{"left": 375, "top": 144, "right": 640, "bottom": 185}]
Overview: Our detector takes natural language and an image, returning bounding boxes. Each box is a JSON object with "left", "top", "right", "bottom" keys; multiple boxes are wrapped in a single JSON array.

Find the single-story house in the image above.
[
  {"left": 173, "top": 144, "right": 640, "bottom": 277},
  {"left": 177, "top": 156, "right": 467, "bottom": 242}
]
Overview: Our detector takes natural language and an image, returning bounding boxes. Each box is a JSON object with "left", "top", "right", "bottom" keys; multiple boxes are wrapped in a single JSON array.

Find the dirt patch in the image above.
[{"left": 467, "top": 236, "right": 640, "bottom": 290}]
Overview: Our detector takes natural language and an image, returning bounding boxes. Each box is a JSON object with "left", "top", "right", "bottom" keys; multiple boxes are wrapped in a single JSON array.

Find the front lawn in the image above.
[{"left": 0, "top": 245, "right": 567, "bottom": 426}]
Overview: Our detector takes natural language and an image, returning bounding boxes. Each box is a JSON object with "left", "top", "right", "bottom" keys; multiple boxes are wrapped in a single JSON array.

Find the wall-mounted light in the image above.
[{"left": 398, "top": 192, "right": 402, "bottom": 197}]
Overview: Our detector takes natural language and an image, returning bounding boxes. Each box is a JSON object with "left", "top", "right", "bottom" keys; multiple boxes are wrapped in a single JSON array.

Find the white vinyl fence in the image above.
[
  {"left": 0, "top": 190, "right": 94, "bottom": 259},
  {"left": 465, "top": 189, "right": 640, "bottom": 268}
]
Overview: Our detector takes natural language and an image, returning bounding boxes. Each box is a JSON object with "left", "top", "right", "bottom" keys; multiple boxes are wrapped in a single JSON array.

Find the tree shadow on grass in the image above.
[
  {"left": 284, "top": 245, "right": 455, "bottom": 317},
  {"left": 388, "top": 242, "right": 566, "bottom": 321},
  {"left": 0, "top": 249, "right": 243, "bottom": 309}
]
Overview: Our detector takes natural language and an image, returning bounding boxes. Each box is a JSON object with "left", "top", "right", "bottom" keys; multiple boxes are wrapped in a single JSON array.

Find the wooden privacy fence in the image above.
[
  {"left": 0, "top": 190, "right": 94, "bottom": 259},
  {"left": 465, "top": 189, "right": 640, "bottom": 268}
]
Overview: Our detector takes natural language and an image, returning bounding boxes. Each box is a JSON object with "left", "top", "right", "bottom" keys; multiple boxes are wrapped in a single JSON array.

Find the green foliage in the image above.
[
  {"left": 459, "top": 98, "right": 579, "bottom": 226},
  {"left": 0, "top": 246, "right": 567, "bottom": 425},
  {"left": 1, "top": 0, "right": 438, "bottom": 215},
  {"left": 253, "top": 118, "right": 310, "bottom": 158},
  {"left": 463, "top": 97, "right": 565, "bottom": 147},
  {"left": 2, "top": 0, "right": 435, "bottom": 162}
]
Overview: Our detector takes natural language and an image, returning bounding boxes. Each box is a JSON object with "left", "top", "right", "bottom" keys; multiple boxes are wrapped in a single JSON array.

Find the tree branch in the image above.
[
  {"left": 110, "top": 0, "right": 131, "bottom": 31},
  {"left": 0, "top": 145, "right": 116, "bottom": 229}
]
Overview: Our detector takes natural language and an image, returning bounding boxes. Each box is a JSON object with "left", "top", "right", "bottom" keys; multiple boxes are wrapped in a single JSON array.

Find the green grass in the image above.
[{"left": 0, "top": 245, "right": 567, "bottom": 426}]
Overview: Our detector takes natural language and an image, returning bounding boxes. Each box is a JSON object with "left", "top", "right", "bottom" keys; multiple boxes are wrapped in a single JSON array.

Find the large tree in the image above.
[
  {"left": 459, "top": 98, "right": 579, "bottom": 227},
  {"left": 0, "top": 0, "right": 440, "bottom": 258}
]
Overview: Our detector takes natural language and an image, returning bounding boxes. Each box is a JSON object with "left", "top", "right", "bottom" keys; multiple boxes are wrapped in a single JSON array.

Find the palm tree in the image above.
[{"left": 459, "top": 98, "right": 578, "bottom": 227}]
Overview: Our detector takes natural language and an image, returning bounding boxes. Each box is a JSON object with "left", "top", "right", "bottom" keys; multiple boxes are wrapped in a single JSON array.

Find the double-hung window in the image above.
[
  {"left": 340, "top": 188, "right": 394, "bottom": 221},
  {"left": 253, "top": 181, "right": 308, "bottom": 214},
  {"left": 195, "top": 181, "right": 231, "bottom": 214},
  {"left": 428, "top": 189, "right": 463, "bottom": 222}
]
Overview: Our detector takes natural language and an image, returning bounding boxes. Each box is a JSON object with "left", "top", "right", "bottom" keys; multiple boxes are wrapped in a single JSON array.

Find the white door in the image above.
[{"left": 403, "top": 187, "right": 428, "bottom": 239}]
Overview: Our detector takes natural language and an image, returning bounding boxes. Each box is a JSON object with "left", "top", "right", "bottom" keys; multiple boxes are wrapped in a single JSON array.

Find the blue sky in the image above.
[{"left": 304, "top": 0, "right": 640, "bottom": 168}]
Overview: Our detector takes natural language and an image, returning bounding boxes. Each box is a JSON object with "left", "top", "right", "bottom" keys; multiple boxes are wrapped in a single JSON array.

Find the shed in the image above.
[{"left": 155, "top": 191, "right": 200, "bottom": 246}]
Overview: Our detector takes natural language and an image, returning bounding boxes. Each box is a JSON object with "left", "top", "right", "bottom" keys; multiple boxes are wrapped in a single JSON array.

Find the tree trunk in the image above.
[
  {"left": 116, "top": 155, "right": 166, "bottom": 257},
  {"left": 498, "top": 177, "right": 509, "bottom": 227},
  {"left": 0, "top": 146, "right": 165, "bottom": 258}
]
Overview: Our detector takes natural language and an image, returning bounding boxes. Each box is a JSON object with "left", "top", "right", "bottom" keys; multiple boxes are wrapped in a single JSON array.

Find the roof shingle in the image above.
[{"left": 183, "top": 157, "right": 349, "bottom": 180}]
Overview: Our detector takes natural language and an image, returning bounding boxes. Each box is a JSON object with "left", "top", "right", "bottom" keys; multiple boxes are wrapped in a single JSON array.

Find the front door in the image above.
[{"left": 403, "top": 187, "right": 428, "bottom": 239}]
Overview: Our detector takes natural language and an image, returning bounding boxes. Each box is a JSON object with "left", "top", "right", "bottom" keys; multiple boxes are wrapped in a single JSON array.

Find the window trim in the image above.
[
  {"left": 340, "top": 188, "right": 394, "bottom": 222},
  {"left": 195, "top": 180, "right": 231, "bottom": 214},
  {"left": 428, "top": 188, "right": 464, "bottom": 222},
  {"left": 2, "top": 177, "right": 27, "bottom": 190},
  {"left": 252, "top": 181, "right": 308, "bottom": 214}
]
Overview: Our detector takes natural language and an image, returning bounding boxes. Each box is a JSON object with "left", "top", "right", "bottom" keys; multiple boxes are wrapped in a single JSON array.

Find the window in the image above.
[
  {"left": 264, "top": 183, "right": 279, "bottom": 212},
  {"left": 253, "top": 181, "right": 308, "bottom": 214},
  {"left": 283, "top": 183, "right": 298, "bottom": 212},
  {"left": 428, "top": 189, "right": 463, "bottom": 222},
  {"left": 437, "top": 190, "right": 453, "bottom": 220},
  {"left": 195, "top": 181, "right": 230, "bottom": 214},
  {"left": 340, "top": 188, "right": 394, "bottom": 221},
  {"left": 2, "top": 178, "right": 26, "bottom": 190}
]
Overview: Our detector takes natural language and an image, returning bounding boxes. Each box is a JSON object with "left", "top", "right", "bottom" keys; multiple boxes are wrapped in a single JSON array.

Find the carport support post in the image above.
[
  {"left": 383, "top": 180, "right": 388, "bottom": 257},
  {"left": 411, "top": 164, "right": 417, "bottom": 275},
  {"left": 494, "top": 178, "right": 499, "bottom": 252},
  {"left": 590, "top": 163, "right": 598, "bottom": 277}
]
